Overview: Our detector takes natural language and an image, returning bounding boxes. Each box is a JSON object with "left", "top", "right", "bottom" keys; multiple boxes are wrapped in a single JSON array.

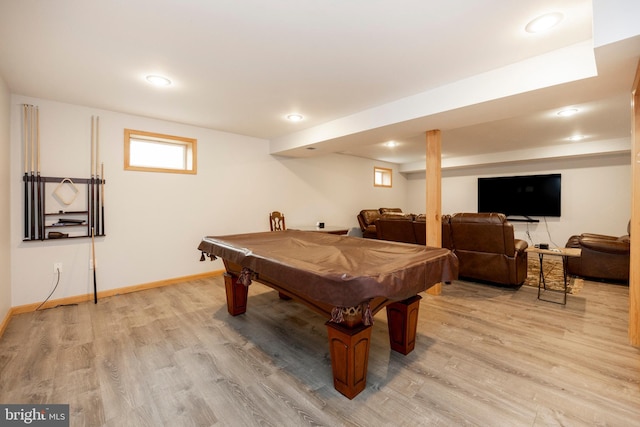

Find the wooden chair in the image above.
[{"left": 269, "top": 211, "right": 286, "bottom": 231}]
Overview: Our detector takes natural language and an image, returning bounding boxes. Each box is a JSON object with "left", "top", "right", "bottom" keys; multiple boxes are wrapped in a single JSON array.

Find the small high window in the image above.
[
  {"left": 124, "top": 129, "right": 197, "bottom": 174},
  {"left": 374, "top": 166, "right": 392, "bottom": 188}
]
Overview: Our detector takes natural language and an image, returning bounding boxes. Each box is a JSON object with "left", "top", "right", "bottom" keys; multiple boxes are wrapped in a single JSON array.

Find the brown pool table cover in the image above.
[{"left": 198, "top": 230, "right": 458, "bottom": 307}]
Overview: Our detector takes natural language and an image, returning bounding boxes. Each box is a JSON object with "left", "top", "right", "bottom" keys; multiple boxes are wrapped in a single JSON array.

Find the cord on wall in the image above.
[
  {"left": 525, "top": 222, "right": 534, "bottom": 246},
  {"left": 543, "top": 217, "right": 560, "bottom": 248},
  {"left": 35, "top": 268, "right": 62, "bottom": 311}
]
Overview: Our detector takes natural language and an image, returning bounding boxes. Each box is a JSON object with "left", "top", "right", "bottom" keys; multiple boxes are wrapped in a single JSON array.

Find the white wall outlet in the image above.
[{"left": 53, "top": 262, "right": 63, "bottom": 273}]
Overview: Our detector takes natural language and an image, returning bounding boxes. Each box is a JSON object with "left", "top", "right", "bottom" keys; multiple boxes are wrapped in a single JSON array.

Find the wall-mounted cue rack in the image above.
[
  {"left": 23, "top": 176, "right": 105, "bottom": 241},
  {"left": 22, "top": 105, "right": 105, "bottom": 241}
]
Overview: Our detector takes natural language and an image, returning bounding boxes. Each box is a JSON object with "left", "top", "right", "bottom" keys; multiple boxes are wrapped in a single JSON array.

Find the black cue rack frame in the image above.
[{"left": 23, "top": 175, "right": 105, "bottom": 241}]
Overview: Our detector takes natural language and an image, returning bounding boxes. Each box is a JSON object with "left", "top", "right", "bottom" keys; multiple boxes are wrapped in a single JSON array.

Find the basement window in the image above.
[
  {"left": 374, "top": 166, "right": 392, "bottom": 188},
  {"left": 124, "top": 129, "right": 197, "bottom": 174}
]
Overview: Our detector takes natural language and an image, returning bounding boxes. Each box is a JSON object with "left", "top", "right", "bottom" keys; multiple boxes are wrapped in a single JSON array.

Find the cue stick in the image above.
[
  {"left": 36, "top": 106, "right": 42, "bottom": 239},
  {"left": 23, "top": 105, "right": 29, "bottom": 239},
  {"left": 38, "top": 107, "right": 45, "bottom": 240},
  {"left": 95, "top": 116, "right": 100, "bottom": 236},
  {"left": 87, "top": 180, "right": 91, "bottom": 236},
  {"left": 90, "top": 116, "right": 95, "bottom": 234},
  {"left": 91, "top": 227, "right": 97, "bottom": 304},
  {"left": 30, "top": 105, "right": 35, "bottom": 240},
  {"left": 101, "top": 162, "right": 105, "bottom": 236}
]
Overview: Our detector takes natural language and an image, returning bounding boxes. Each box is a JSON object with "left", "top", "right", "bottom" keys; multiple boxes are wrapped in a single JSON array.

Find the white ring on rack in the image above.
[{"left": 53, "top": 178, "right": 79, "bottom": 205}]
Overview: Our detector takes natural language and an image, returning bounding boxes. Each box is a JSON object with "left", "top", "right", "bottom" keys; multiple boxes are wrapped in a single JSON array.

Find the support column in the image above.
[
  {"left": 425, "top": 129, "right": 443, "bottom": 295},
  {"left": 630, "top": 60, "right": 640, "bottom": 347},
  {"left": 223, "top": 273, "right": 248, "bottom": 316}
]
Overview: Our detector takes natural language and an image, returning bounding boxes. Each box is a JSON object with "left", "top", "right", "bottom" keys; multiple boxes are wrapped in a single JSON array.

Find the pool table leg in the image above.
[
  {"left": 386, "top": 295, "right": 422, "bottom": 355},
  {"left": 326, "top": 321, "right": 372, "bottom": 399},
  {"left": 223, "top": 273, "right": 248, "bottom": 315}
]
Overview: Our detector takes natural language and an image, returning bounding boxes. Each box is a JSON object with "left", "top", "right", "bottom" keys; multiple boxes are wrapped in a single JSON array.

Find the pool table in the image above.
[{"left": 198, "top": 230, "right": 457, "bottom": 398}]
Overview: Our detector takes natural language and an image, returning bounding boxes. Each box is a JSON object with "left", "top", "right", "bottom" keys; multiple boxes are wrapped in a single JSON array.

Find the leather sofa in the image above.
[
  {"left": 413, "top": 214, "right": 427, "bottom": 245},
  {"left": 375, "top": 212, "right": 527, "bottom": 286},
  {"left": 445, "top": 213, "right": 528, "bottom": 287},
  {"left": 375, "top": 213, "right": 440, "bottom": 246},
  {"left": 409, "top": 214, "right": 453, "bottom": 247},
  {"left": 375, "top": 213, "right": 418, "bottom": 243},
  {"left": 565, "top": 223, "right": 630, "bottom": 282},
  {"left": 357, "top": 208, "right": 403, "bottom": 238}
]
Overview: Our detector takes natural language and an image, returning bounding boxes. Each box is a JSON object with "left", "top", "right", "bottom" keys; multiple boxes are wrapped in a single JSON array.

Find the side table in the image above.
[
  {"left": 526, "top": 247, "right": 582, "bottom": 305},
  {"left": 289, "top": 226, "right": 349, "bottom": 235}
]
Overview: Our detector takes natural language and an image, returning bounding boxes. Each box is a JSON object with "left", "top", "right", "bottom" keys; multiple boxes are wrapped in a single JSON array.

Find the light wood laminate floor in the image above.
[{"left": 1, "top": 276, "right": 639, "bottom": 426}]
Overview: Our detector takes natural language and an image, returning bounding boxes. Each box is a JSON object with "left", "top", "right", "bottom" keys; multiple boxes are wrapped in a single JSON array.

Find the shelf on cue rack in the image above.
[
  {"left": 23, "top": 234, "right": 105, "bottom": 242},
  {"left": 45, "top": 210, "right": 88, "bottom": 216}
]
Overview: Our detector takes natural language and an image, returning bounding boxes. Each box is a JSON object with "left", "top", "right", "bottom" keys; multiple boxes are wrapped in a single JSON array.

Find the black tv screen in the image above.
[{"left": 477, "top": 174, "right": 561, "bottom": 217}]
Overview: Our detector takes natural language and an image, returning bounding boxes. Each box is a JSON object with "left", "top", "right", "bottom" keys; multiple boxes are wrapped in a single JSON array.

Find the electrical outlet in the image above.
[{"left": 53, "top": 262, "right": 63, "bottom": 273}]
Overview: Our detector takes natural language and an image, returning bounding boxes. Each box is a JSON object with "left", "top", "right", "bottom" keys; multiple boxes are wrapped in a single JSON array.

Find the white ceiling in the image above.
[{"left": 1, "top": 0, "right": 639, "bottom": 170}]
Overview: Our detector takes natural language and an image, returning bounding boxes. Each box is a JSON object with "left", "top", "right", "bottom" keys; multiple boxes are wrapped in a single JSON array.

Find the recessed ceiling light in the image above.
[
  {"left": 557, "top": 108, "right": 579, "bottom": 117},
  {"left": 145, "top": 75, "right": 172, "bottom": 86},
  {"left": 525, "top": 12, "right": 564, "bottom": 33},
  {"left": 385, "top": 141, "right": 398, "bottom": 147},
  {"left": 287, "top": 114, "right": 303, "bottom": 122},
  {"left": 568, "top": 135, "right": 586, "bottom": 141}
]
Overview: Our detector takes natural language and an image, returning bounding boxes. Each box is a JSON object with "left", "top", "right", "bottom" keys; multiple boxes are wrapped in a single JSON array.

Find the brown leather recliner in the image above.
[
  {"left": 413, "top": 214, "right": 427, "bottom": 245},
  {"left": 376, "top": 213, "right": 449, "bottom": 247},
  {"left": 441, "top": 214, "right": 452, "bottom": 250},
  {"left": 357, "top": 209, "right": 381, "bottom": 238},
  {"left": 379, "top": 207, "right": 403, "bottom": 215},
  {"left": 444, "top": 213, "right": 528, "bottom": 287},
  {"left": 411, "top": 214, "right": 452, "bottom": 246},
  {"left": 565, "top": 223, "right": 630, "bottom": 282},
  {"left": 375, "top": 214, "right": 417, "bottom": 243},
  {"left": 357, "top": 208, "right": 404, "bottom": 239}
]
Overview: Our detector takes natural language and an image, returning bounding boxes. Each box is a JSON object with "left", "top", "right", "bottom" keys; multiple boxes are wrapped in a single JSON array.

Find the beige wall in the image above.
[
  {"left": 7, "top": 95, "right": 633, "bottom": 310},
  {"left": 0, "top": 75, "right": 11, "bottom": 323},
  {"left": 9, "top": 95, "right": 406, "bottom": 307},
  {"left": 405, "top": 153, "right": 632, "bottom": 246}
]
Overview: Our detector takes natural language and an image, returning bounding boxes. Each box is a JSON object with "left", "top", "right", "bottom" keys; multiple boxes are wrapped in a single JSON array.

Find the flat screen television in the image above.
[{"left": 477, "top": 173, "right": 561, "bottom": 218}]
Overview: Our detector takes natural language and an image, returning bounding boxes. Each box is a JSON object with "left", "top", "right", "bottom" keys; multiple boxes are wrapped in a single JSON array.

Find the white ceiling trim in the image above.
[
  {"left": 398, "top": 137, "right": 631, "bottom": 173},
  {"left": 269, "top": 41, "right": 597, "bottom": 156}
]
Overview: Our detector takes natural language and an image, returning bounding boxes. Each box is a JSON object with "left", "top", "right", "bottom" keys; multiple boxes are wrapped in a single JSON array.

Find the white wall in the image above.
[
  {"left": 9, "top": 96, "right": 406, "bottom": 307},
  {"left": 406, "top": 154, "right": 632, "bottom": 247},
  {"left": 12, "top": 97, "right": 630, "bottom": 310},
  {"left": 273, "top": 153, "right": 407, "bottom": 228},
  {"left": 0, "top": 75, "right": 11, "bottom": 322}
]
